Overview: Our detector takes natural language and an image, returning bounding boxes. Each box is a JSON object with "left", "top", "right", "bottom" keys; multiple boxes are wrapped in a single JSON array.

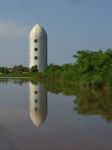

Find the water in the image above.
[{"left": 0, "top": 79, "right": 112, "bottom": 150}]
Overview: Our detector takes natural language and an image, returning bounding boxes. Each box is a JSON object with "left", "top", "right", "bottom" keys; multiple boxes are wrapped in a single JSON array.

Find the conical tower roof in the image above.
[{"left": 29, "top": 23, "right": 47, "bottom": 38}]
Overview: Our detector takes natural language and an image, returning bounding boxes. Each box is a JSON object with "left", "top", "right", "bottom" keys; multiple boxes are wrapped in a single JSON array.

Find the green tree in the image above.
[{"left": 30, "top": 65, "right": 38, "bottom": 72}]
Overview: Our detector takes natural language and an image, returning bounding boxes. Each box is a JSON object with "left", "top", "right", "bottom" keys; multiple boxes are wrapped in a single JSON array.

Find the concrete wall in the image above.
[{"left": 29, "top": 24, "right": 47, "bottom": 72}]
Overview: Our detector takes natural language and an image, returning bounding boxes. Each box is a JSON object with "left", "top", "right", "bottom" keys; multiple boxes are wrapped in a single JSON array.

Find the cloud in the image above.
[{"left": 0, "top": 21, "right": 30, "bottom": 40}]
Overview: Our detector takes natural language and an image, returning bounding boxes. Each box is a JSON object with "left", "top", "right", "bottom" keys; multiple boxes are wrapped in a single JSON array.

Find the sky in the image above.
[{"left": 0, "top": 0, "right": 112, "bottom": 67}]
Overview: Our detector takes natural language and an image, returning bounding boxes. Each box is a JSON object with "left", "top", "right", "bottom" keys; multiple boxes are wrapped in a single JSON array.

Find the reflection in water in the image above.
[
  {"left": 39, "top": 80, "right": 112, "bottom": 122},
  {"left": 29, "top": 82, "right": 47, "bottom": 127},
  {"left": 1, "top": 79, "right": 112, "bottom": 123},
  {"left": 74, "top": 87, "right": 112, "bottom": 122},
  {"left": 0, "top": 80, "right": 112, "bottom": 149}
]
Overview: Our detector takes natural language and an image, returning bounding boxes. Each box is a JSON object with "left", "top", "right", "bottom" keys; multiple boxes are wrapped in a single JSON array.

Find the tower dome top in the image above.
[
  {"left": 30, "top": 112, "right": 47, "bottom": 127},
  {"left": 29, "top": 23, "right": 46, "bottom": 38}
]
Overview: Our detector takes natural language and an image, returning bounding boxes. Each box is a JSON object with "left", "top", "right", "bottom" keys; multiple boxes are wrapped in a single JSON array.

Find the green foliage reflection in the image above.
[
  {"left": 36, "top": 79, "right": 112, "bottom": 122},
  {"left": 74, "top": 87, "right": 112, "bottom": 122}
]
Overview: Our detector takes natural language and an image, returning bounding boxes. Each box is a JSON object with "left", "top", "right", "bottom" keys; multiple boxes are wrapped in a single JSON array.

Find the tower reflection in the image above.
[{"left": 29, "top": 82, "right": 47, "bottom": 127}]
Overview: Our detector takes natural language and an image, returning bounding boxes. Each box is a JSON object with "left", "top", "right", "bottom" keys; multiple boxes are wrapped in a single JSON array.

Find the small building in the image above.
[{"left": 29, "top": 23, "right": 47, "bottom": 72}]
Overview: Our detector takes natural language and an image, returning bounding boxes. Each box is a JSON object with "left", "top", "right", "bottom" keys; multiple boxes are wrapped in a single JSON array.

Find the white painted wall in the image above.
[{"left": 29, "top": 24, "right": 47, "bottom": 72}]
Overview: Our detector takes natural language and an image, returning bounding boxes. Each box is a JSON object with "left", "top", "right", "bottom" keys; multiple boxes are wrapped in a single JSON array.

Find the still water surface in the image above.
[{"left": 0, "top": 80, "right": 112, "bottom": 150}]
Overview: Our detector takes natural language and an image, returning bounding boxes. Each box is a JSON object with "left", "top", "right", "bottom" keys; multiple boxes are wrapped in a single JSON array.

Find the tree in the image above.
[
  {"left": 12, "top": 65, "right": 29, "bottom": 72},
  {"left": 30, "top": 65, "right": 38, "bottom": 72}
]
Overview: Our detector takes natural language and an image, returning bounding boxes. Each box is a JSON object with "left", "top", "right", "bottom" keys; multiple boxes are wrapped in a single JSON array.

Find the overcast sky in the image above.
[{"left": 0, "top": 0, "right": 112, "bottom": 67}]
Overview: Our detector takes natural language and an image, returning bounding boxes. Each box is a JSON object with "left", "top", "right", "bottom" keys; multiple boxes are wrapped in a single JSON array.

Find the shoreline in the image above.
[{"left": 0, "top": 77, "right": 31, "bottom": 79}]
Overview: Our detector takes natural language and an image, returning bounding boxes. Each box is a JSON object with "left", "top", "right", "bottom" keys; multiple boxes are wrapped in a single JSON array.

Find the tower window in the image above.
[
  {"left": 34, "top": 39, "right": 38, "bottom": 43},
  {"left": 34, "top": 91, "right": 38, "bottom": 94},
  {"left": 35, "top": 99, "right": 38, "bottom": 103},
  {"left": 34, "top": 48, "right": 38, "bottom": 51},
  {"left": 34, "top": 56, "right": 38, "bottom": 60},
  {"left": 35, "top": 107, "right": 38, "bottom": 112}
]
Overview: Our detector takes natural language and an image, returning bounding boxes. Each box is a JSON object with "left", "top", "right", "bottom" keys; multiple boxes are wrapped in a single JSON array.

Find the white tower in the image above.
[
  {"left": 29, "top": 23, "right": 47, "bottom": 72},
  {"left": 29, "top": 82, "right": 47, "bottom": 127}
]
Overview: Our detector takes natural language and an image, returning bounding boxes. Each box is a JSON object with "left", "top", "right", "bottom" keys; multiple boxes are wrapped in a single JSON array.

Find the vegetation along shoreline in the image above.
[{"left": 0, "top": 49, "right": 112, "bottom": 89}]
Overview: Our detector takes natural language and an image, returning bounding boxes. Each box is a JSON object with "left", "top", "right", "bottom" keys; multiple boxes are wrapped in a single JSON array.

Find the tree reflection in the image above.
[
  {"left": 74, "top": 87, "right": 112, "bottom": 122},
  {"left": 0, "top": 79, "right": 112, "bottom": 123},
  {"left": 38, "top": 80, "right": 112, "bottom": 122}
]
